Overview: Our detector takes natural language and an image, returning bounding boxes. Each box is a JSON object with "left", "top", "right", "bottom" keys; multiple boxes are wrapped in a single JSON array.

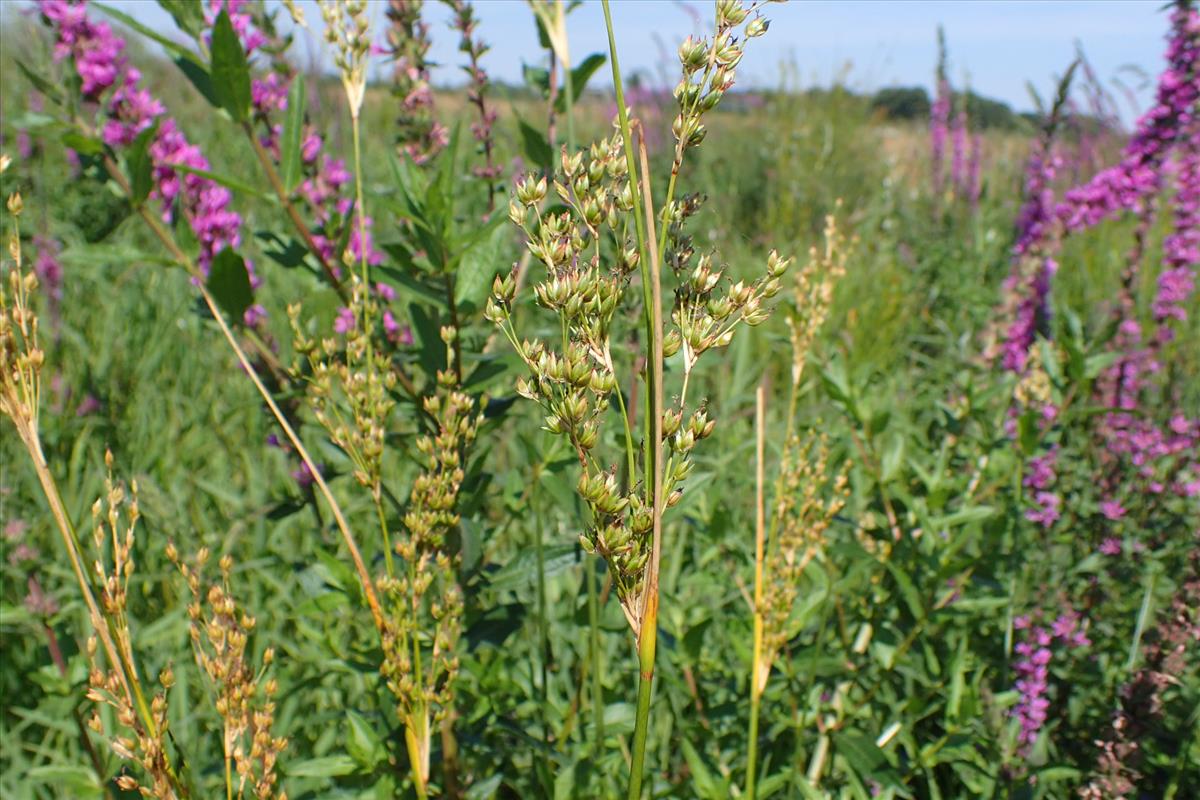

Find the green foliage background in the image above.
[{"left": 1, "top": 5, "right": 1198, "bottom": 799}]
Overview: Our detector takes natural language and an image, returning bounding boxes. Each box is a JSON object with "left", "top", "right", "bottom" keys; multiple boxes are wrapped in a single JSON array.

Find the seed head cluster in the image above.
[
  {"left": 170, "top": 547, "right": 287, "bottom": 799},
  {"left": 84, "top": 456, "right": 181, "bottom": 799}
]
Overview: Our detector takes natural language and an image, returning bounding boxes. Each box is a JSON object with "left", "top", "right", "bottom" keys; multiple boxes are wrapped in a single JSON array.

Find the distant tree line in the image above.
[{"left": 869, "top": 85, "right": 1117, "bottom": 134}]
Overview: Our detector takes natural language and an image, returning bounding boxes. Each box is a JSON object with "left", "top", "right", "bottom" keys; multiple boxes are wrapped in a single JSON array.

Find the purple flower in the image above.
[
  {"left": 383, "top": 309, "right": 400, "bottom": 338},
  {"left": 38, "top": 0, "right": 264, "bottom": 326},
  {"left": 333, "top": 306, "right": 355, "bottom": 335},
  {"left": 1025, "top": 492, "right": 1061, "bottom": 528},
  {"left": 1100, "top": 537, "right": 1123, "bottom": 555},
  {"left": 1010, "top": 613, "right": 1091, "bottom": 754},
  {"left": 291, "top": 461, "right": 321, "bottom": 489},
  {"left": 1099, "top": 500, "right": 1126, "bottom": 521},
  {"left": 205, "top": 0, "right": 266, "bottom": 54},
  {"left": 1153, "top": 128, "right": 1199, "bottom": 331},
  {"left": 251, "top": 72, "right": 288, "bottom": 115},
  {"left": 1055, "top": 4, "right": 1199, "bottom": 234},
  {"left": 348, "top": 214, "right": 384, "bottom": 267},
  {"left": 32, "top": 235, "right": 64, "bottom": 307},
  {"left": 951, "top": 108, "right": 968, "bottom": 191},
  {"left": 1024, "top": 449, "right": 1058, "bottom": 491},
  {"left": 301, "top": 131, "right": 322, "bottom": 164},
  {"left": 930, "top": 78, "right": 951, "bottom": 197},
  {"left": 75, "top": 393, "right": 101, "bottom": 417}
]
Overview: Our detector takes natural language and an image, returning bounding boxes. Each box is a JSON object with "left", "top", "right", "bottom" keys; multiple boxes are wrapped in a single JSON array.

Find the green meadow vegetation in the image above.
[{"left": 1, "top": 1, "right": 1198, "bottom": 798}]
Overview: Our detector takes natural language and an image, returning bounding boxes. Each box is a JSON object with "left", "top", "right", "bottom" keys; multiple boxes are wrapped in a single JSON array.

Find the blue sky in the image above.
[{"left": 43, "top": 1, "right": 1175, "bottom": 121}]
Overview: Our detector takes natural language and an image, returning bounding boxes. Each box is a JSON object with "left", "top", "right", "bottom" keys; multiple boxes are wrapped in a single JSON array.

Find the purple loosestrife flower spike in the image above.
[
  {"left": 1056, "top": 2, "right": 1199, "bottom": 232},
  {"left": 38, "top": 0, "right": 266, "bottom": 325},
  {"left": 1153, "top": 121, "right": 1200, "bottom": 333},
  {"left": 930, "top": 79, "right": 950, "bottom": 198}
]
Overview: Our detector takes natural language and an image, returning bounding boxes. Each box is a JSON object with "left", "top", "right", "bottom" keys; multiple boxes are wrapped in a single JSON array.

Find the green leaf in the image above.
[
  {"left": 346, "top": 710, "right": 385, "bottom": 770},
  {"left": 833, "top": 732, "right": 888, "bottom": 778},
  {"left": 488, "top": 545, "right": 577, "bottom": 592},
  {"left": 9, "top": 113, "right": 66, "bottom": 134},
  {"left": 26, "top": 764, "right": 102, "bottom": 794},
  {"left": 13, "top": 60, "right": 64, "bottom": 106},
  {"left": 756, "top": 771, "right": 792, "bottom": 799},
  {"left": 463, "top": 355, "right": 516, "bottom": 391},
  {"left": 127, "top": 120, "right": 160, "bottom": 205},
  {"left": 454, "top": 216, "right": 509, "bottom": 314},
  {"left": 210, "top": 10, "right": 251, "bottom": 121},
  {"left": 1084, "top": 352, "right": 1120, "bottom": 380},
  {"left": 680, "top": 739, "right": 725, "bottom": 800},
  {"left": 466, "top": 774, "right": 504, "bottom": 799},
  {"left": 174, "top": 56, "right": 218, "bottom": 107},
  {"left": 884, "top": 560, "right": 925, "bottom": 622},
  {"left": 206, "top": 248, "right": 253, "bottom": 322},
  {"left": 523, "top": 64, "right": 551, "bottom": 98},
  {"left": 287, "top": 755, "right": 359, "bottom": 778},
  {"left": 880, "top": 433, "right": 905, "bottom": 483},
  {"left": 155, "top": 0, "right": 205, "bottom": 37},
  {"left": 1017, "top": 409, "right": 1039, "bottom": 454},
  {"left": 429, "top": 123, "right": 464, "bottom": 235},
  {"left": 929, "top": 505, "right": 996, "bottom": 529},
  {"left": 387, "top": 151, "right": 429, "bottom": 221},
  {"left": 555, "top": 53, "right": 606, "bottom": 113},
  {"left": 518, "top": 117, "right": 554, "bottom": 172},
  {"left": 165, "top": 160, "right": 273, "bottom": 202},
  {"left": 377, "top": 265, "right": 448, "bottom": 308},
  {"left": 60, "top": 131, "right": 105, "bottom": 157},
  {"left": 280, "top": 73, "right": 307, "bottom": 193}
]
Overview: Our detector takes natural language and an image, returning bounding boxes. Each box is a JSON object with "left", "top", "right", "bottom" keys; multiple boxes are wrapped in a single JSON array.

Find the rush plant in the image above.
[{"left": 488, "top": 1, "right": 787, "bottom": 794}]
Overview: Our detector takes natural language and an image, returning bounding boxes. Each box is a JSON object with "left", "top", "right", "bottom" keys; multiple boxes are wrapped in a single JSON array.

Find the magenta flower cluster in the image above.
[
  {"left": 1011, "top": 611, "right": 1091, "bottom": 753},
  {"left": 930, "top": 78, "right": 950, "bottom": 197},
  {"left": 212, "top": 2, "right": 405, "bottom": 347},
  {"left": 1154, "top": 131, "right": 1199, "bottom": 330},
  {"left": 1001, "top": 2, "right": 1199, "bottom": 374},
  {"left": 1023, "top": 449, "right": 1061, "bottom": 528},
  {"left": 1055, "top": 3, "right": 1199, "bottom": 234},
  {"left": 930, "top": 70, "right": 983, "bottom": 206},
  {"left": 213, "top": 0, "right": 385, "bottom": 280},
  {"left": 38, "top": 0, "right": 264, "bottom": 325},
  {"left": 997, "top": 3, "right": 1199, "bottom": 626}
]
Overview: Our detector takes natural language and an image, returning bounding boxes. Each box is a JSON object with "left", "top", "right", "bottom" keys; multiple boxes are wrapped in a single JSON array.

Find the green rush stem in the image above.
[
  {"left": 602, "top": 0, "right": 653, "bottom": 485},
  {"left": 99, "top": 154, "right": 387, "bottom": 635},
  {"left": 628, "top": 630, "right": 656, "bottom": 800},
  {"left": 407, "top": 555, "right": 430, "bottom": 799},
  {"left": 534, "top": 486, "right": 550, "bottom": 744},
  {"left": 562, "top": 30, "right": 613, "bottom": 753},
  {"left": 241, "top": 121, "right": 347, "bottom": 301},
  {"left": 560, "top": 0, "right": 577, "bottom": 155},
  {"left": 40, "top": 625, "right": 113, "bottom": 800},
  {"left": 613, "top": 372, "right": 638, "bottom": 496},
  {"left": 23, "top": 430, "right": 192, "bottom": 798},
  {"left": 375, "top": 495, "right": 396, "bottom": 580},
  {"left": 351, "top": 113, "right": 375, "bottom": 392},
  {"left": 746, "top": 385, "right": 767, "bottom": 800},
  {"left": 609, "top": 3, "right": 666, "bottom": 791},
  {"left": 587, "top": 556, "right": 606, "bottom": 753}
]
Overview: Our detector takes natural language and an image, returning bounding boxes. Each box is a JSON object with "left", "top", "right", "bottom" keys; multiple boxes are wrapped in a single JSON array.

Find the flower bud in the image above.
[
  {"left": 663, "top": 328, "right": 682, "bottom": 358},
  {"left": 677, "top": 35, "right": 707, "bottom": 72},
  {"left": 746, "top": 16, "right": 769, "bottom": 38},
  {"left": 508, "top": 198, "right": 526, "bottom": 226}
]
